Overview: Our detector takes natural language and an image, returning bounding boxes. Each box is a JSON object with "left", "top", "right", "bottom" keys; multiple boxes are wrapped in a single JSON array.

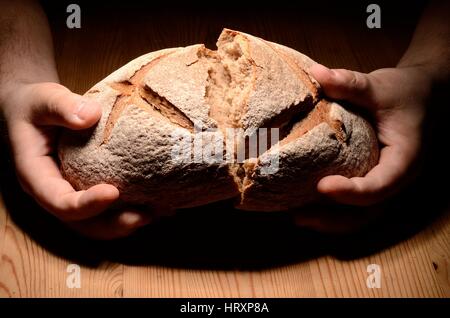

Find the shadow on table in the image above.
[{"left": 1, "top": 153, "right": 448, "bottom": 270}]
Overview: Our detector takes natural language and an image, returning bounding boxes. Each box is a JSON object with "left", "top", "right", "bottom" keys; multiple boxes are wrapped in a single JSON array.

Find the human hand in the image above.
[
  {"left": 1, "top": 82, "right": 151, "bottom": 239},
  {"left": 293, "top": 64, "right": 432, "bottom": 233},
  {"left": 308, "top": 64, "right": 431, "bottom": 207}
]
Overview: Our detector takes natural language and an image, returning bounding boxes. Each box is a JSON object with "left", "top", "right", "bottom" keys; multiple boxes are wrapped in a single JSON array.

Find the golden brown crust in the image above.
[{"left": 58, "top": 29, "right": 379, "bottom": 212}]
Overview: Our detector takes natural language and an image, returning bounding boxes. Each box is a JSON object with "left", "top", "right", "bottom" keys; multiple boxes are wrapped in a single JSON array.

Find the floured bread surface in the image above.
[
  {"left": 237, "top": 101, "right": 379, "bottom": 211},
  {"left": 58, "top": 29, "right": 379, "bottom": 212}
]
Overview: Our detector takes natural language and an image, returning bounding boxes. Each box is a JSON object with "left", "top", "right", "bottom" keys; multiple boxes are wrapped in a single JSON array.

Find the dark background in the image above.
[{"left": 41, "top": 0, "right": 427, "bottom": 93}]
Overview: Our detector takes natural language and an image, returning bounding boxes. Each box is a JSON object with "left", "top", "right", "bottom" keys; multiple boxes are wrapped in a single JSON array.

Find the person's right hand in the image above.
[{"left": 1, "top": 82, "right": 152, "bottom": 239}]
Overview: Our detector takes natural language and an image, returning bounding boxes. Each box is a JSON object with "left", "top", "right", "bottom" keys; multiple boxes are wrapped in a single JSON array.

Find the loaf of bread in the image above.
[{"left": 58, "top": 29, "right": 379, "bottom": 211}]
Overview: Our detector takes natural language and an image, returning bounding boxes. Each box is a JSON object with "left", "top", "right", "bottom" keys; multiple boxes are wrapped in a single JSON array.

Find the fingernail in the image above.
[{"left": 75, "top": 98, "right": 98, "bottom": 121}]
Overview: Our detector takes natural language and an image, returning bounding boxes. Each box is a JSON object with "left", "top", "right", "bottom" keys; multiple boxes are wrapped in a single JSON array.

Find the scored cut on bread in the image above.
[{"left": 58, "top": 29, "right": 379, "bottom": 211}]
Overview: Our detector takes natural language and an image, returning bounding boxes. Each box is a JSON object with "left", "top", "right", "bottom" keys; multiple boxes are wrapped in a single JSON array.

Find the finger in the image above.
[
  {"left": 26, "top": 82, "right": 101, "bottom": 129},
  {"left": 317, "top": 145, "right": 409, "bottom": 205},
  {"left": 309, "top": 64, "right": 377, "bottom": 109},
  {"left": 9, "top": 121, "right": 118, "bottom": 221},
  {"left": 68, "top": 210, "right": 152, "bottom": 240},
  {"left": 15, "top": 153, "right": 119, "bottom": 221}
]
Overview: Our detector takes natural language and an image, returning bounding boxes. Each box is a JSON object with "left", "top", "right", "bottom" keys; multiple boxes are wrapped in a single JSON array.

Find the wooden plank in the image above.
[
  {"left": 0, "top": 210, "right": 124, "bottom": 297},
  {"left": 424, "top": 212, "right": 450, "bottom": 297},
  {"left": 0, "top": 193, "right": 9, "bottom": 297},
  {"left": 123, "top": 263, "right": 317, "bottom": 297},
  {"left": 1, "top": 206, "right": 448, "bottom": 298}
]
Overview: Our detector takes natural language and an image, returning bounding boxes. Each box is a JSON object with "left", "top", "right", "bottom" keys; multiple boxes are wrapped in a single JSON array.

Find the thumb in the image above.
[
  {"left": 28, "top": 82, "right": 101, "bottom": 129},
  {"left": 309, "top": 64, "right": 377, "bottom": 110}
]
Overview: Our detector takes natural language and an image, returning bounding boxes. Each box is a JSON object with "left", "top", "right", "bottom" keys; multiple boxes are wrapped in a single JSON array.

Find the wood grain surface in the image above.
[{"left": 0, "top": 1, "right": 449, "bottom": 298}]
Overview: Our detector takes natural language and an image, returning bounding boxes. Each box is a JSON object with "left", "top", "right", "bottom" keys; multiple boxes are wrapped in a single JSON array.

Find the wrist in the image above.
[
  {"left": 0, "top": 64, "right": 59, "bottom": 101},
  {"left": 0, "top": 79, "right": 28, "bottom": 117},
  {"left": 397, "top": 58, "right": 448, "bottom": 86},
  {"left": 0, "top": 78, "right": 59, "bottom": 119}
]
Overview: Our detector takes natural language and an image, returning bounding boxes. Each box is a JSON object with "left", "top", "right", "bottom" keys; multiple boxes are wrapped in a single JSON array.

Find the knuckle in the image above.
[
  {"left": 350, "top": 72, "right": 369, "bottom": 92},
  {"left": 48, "top": 91, "right": 72, "bottom": 114},
  {"left": 33, "top": 83, "right": 73, "bottom": 117},
  {"left": 351, "top": 177, "right": 384, "bottom": 206}
]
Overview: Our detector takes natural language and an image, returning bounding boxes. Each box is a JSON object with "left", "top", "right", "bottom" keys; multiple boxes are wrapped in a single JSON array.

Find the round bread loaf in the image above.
[{"left": 58, "top": 29, "right": 379, "bottom": 211}]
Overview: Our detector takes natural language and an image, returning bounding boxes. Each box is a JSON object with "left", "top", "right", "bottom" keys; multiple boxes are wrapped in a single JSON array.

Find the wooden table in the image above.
[{"left": 0, "top": 2, "right": 449, "bottom": 298}]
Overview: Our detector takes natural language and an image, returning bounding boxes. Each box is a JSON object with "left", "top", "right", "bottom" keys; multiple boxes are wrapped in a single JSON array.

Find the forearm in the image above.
[
  {"left": 398, "top": 0, "right": 450, "bottom": 84},
  {"left": 0, "top": 0, "right": 58, "bottom": 102}
]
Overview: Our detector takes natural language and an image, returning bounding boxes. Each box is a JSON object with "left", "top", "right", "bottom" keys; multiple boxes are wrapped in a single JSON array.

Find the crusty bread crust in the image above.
[
  {"left": 58, "top": 29, "right": 379, "bottom": 212},
  {"left": 238, "top": 101, "right": 379, "bottom": 211}
]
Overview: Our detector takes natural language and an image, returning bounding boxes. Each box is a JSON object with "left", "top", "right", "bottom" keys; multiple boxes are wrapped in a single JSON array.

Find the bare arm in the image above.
[
  {"left": 0, "top": 0, "right": 58, "bottom": 93},
  {"left": 398, "top": 0, "right": 450, "bottom": 82}
]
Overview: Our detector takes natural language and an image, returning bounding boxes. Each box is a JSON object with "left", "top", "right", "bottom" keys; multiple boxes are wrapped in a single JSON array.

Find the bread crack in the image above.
[
  {"left": 199, "top": 34, "right": 258, "bottom": 195},
  {"left": 102, "top": 52, "right": 194, "bottom": 144},
  {"left": 199, "top": 31, "right": 346, "bottom": 201},
  {"left": 139, "top": 85, "right": 194, "bottom": 131},
  {"left": 279, "top": 100, "right": 346, "bottom": 147}
]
